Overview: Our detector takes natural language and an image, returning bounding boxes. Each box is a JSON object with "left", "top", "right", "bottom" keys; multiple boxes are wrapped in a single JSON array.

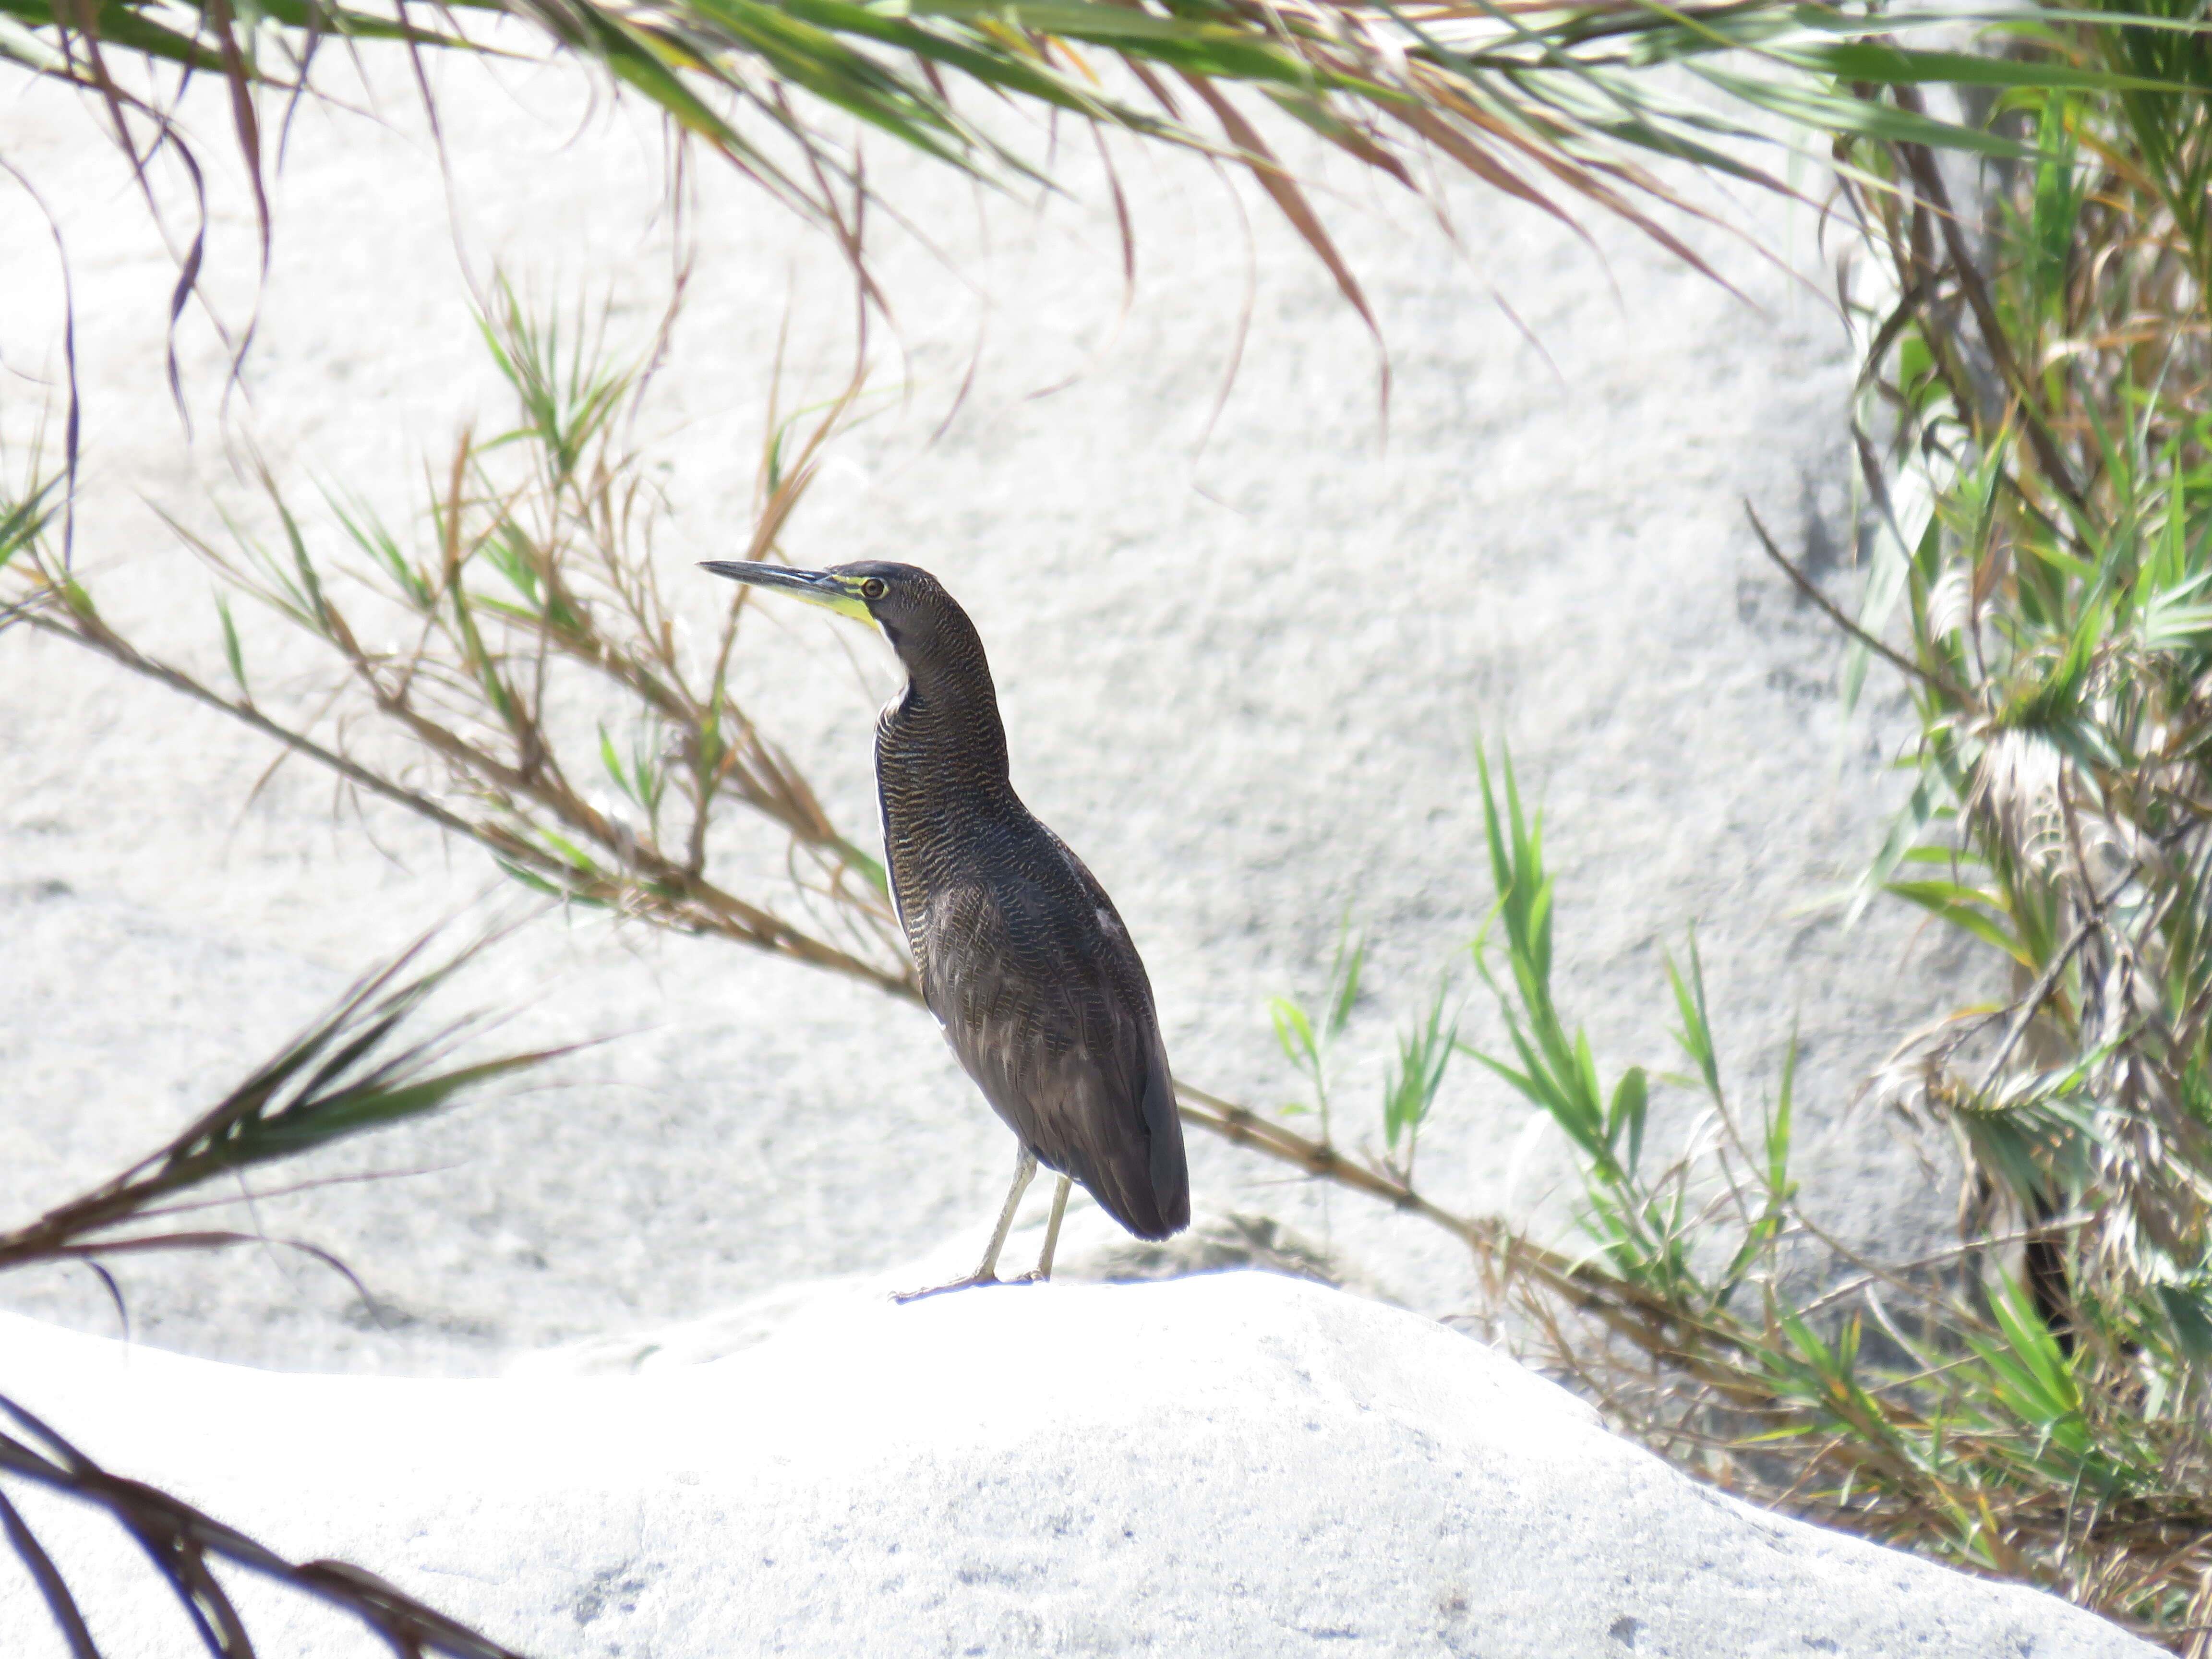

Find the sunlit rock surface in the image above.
[
  {"left": 0, "top": 48, "right": 1984, "bottom": 1373},
  {"left": 0, "top": 1275, "right": 2148, "bottom": 1659}
]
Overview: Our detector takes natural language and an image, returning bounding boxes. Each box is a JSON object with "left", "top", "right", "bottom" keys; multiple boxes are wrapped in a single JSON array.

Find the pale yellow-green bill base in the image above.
[{"left": 701, "top": 561, "right": 879, "bottom": 629}]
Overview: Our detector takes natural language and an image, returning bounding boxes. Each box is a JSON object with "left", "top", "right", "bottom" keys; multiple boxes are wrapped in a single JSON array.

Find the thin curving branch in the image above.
[{"left": 0, "top": 1395, "right": 531, "bottom": 1659}]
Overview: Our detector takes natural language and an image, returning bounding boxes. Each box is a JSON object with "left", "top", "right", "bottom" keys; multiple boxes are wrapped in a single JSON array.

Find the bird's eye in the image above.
[{"left": 860, "top": 577, "right": 888, "bottom": 601}]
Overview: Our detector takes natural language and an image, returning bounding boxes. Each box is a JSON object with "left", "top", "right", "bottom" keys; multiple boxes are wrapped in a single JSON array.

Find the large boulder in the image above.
[
  {"left": 1, "top": 43, "right": 1977, "bottom": 1374},
  {"left": 0, "top": 1273, "right": 2148, "bottom": 1657}
]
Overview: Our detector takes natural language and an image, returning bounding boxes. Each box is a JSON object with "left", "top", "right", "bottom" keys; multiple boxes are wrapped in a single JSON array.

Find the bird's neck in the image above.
[
  {"left": 875, "top": 661, "right": 1021, "bottom": 957},
  {"left": 875, "top": 601, "right": 1021, "bottom": 829},
  {"left": 879, "top": 669, "right": 1012, "bottom": 805}
]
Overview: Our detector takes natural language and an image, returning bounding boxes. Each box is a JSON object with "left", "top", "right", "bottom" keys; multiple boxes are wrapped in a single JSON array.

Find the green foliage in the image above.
[
  {"left": 0, "top": 932, "right": 573, "bottom": 1278},
  {"left": 1381, "top": 977, "right": 1455, "bottom": 1179},
  {"left": 1371, "top": 35, "right": 2212, "bottom": 1627},
  {"left": 1263, "top": 898, "right": 1489, "bottom": 1184},
  {"left": 6, "top": 287, "right": 918, "bottom": 999},
  {"left": 0, "top": 476, "right": 64, "bottom": 628},
  {"left": 1836, "top": 0, "right": 2212, "bottom": 1440},
  {"left": 1268, "top": 915, "right": 1363, "bottom": 1141},
  {"left": 1775, "top": 33, "right": 2212, "bottom": 1627},
  {"left": 1266, "top": 915, "right": 1461, "bottom": 1180},
  {"left": 1467, "top": 754, "right": 1755, "bottom": 1308},
  {"left": 8, "top": 0, "right": 2188, "bottom": 337},
  {"left": 1257, "top": 746, "right": 2212, "bottom": 1644},
  {"left": 0, "top": 932, "right": 562, "bottom": 1659},
  {"left": 1467, "top": 746, "right": 1645, "bottom": 1188}
]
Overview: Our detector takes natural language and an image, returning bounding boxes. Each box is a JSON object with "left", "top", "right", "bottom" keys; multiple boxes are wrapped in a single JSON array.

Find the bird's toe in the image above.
[{"left": 890, "top": 1273, "right": 1017, "bottom": 1304}]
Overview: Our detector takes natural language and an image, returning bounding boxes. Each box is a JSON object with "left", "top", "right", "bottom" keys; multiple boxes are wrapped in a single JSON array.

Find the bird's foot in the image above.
[
  {"left": 890, "top": 1273, "right": 1013, "bottom": 1304},
  {"left": 1007, "top": 1267, "right": 1053, "bottom": 1285}
]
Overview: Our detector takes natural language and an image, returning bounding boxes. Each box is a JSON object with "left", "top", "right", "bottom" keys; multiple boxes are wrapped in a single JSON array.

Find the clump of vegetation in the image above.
[
  {"left": 1283, "top": 750, "right": 2212, "bottom": 1647},
  {"left": 0, "top": 0, "right": 2067, "bottom": 354},
  {"left": 13, "top": 289, "right": 915, "bottom": 1001},
  {"left": 1244, "top": 12, "right": 2212, "bottom": 1638},
  {"left": 1819, "top": 12, "right": 2212, "bottom": 1635}
]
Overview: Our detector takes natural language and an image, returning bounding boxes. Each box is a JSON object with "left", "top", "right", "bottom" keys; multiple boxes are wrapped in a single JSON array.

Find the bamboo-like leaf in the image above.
[
  {"left": 11, "top": 0, "right": 2163, "bottom": 324},
  {"left": 0, "top": 478, "right": 60, "bottom": 577},
  {"left": 1696, "top": 63, "right": 2036, "bottom": 159},
  {"left": 214, "top": 595, "right": 248, "bottom": 699},
  {"left": 1885, "top": 878, "right": 2034, "bottom": 966},
  {"left": 1607, "top": 1065, "right": 1647, "bottom": 1171},
  {"left": 1779, "top": 40, "right": 2212, "bottom": 95},
  {"left": 1326, "top": 919, "right": 1365, "bottom": 1040},
  {"left": 1268, "top": 995, "right": 1318, "bottom": 1068}
]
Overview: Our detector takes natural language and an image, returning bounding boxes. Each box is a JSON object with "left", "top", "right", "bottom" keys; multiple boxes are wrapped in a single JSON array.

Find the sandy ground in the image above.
[{"left": 0, "top": 49, "right": 1980, "bottom": 1374}]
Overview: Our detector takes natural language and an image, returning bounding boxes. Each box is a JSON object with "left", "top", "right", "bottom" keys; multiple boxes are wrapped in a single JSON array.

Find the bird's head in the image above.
[{"left": 698, "top": 559, "right": 961, "bottom": 664}]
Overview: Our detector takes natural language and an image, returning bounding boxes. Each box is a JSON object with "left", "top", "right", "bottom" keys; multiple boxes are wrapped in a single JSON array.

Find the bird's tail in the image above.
[{"left": 1088, "top": 1060, "right": 1189, "bottom": 1241}]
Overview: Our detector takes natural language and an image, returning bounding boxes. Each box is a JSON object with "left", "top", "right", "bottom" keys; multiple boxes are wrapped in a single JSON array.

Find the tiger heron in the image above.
[{"left": 700, "top": 558, "right": 1190, "bottom": 1297}]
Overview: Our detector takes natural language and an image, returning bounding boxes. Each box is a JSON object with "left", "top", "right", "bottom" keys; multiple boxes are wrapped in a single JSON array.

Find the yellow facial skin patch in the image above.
[{"left": 698, "top": 563, "right": 882, "bottom": 631}]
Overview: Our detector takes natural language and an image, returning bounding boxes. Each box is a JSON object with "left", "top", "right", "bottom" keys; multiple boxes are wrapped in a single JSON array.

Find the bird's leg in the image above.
[
  {"left": 972, "top": 1147, "right": 1037, "bottom": 1280},
  {"left": 893, "top": 1147, "right": 1036, "bottom": 1303},
  {"left": 1014, "top": 1175, "right": 1072, "bottom": 1284}
]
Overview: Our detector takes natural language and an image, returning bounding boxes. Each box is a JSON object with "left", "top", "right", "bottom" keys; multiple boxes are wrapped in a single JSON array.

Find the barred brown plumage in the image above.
[{"left": 700, "top": 557, "right": 1190, "bottom": 1296}]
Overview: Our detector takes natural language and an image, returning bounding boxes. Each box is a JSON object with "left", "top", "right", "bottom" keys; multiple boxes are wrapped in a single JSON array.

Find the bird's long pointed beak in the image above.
[{"left": 700, "top": 560, "right": 874, "bottom": 625}]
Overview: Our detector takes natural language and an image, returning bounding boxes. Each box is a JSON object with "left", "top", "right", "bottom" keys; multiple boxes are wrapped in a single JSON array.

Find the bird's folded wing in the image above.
[{"left": 921, "top": 875, "right": 1182, "bottom": 1237}]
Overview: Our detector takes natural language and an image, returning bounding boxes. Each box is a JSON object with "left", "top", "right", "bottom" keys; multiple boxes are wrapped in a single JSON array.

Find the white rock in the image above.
[
  {"left": 509, "top": 1203, "right": 1397, "bottom": 1377},
  {"left": 0, "top": 1274, "right": 2149, "bottom": 1658},
  {"left": 0, "top": 42, "right": 1982, "bottom": 1373}
]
